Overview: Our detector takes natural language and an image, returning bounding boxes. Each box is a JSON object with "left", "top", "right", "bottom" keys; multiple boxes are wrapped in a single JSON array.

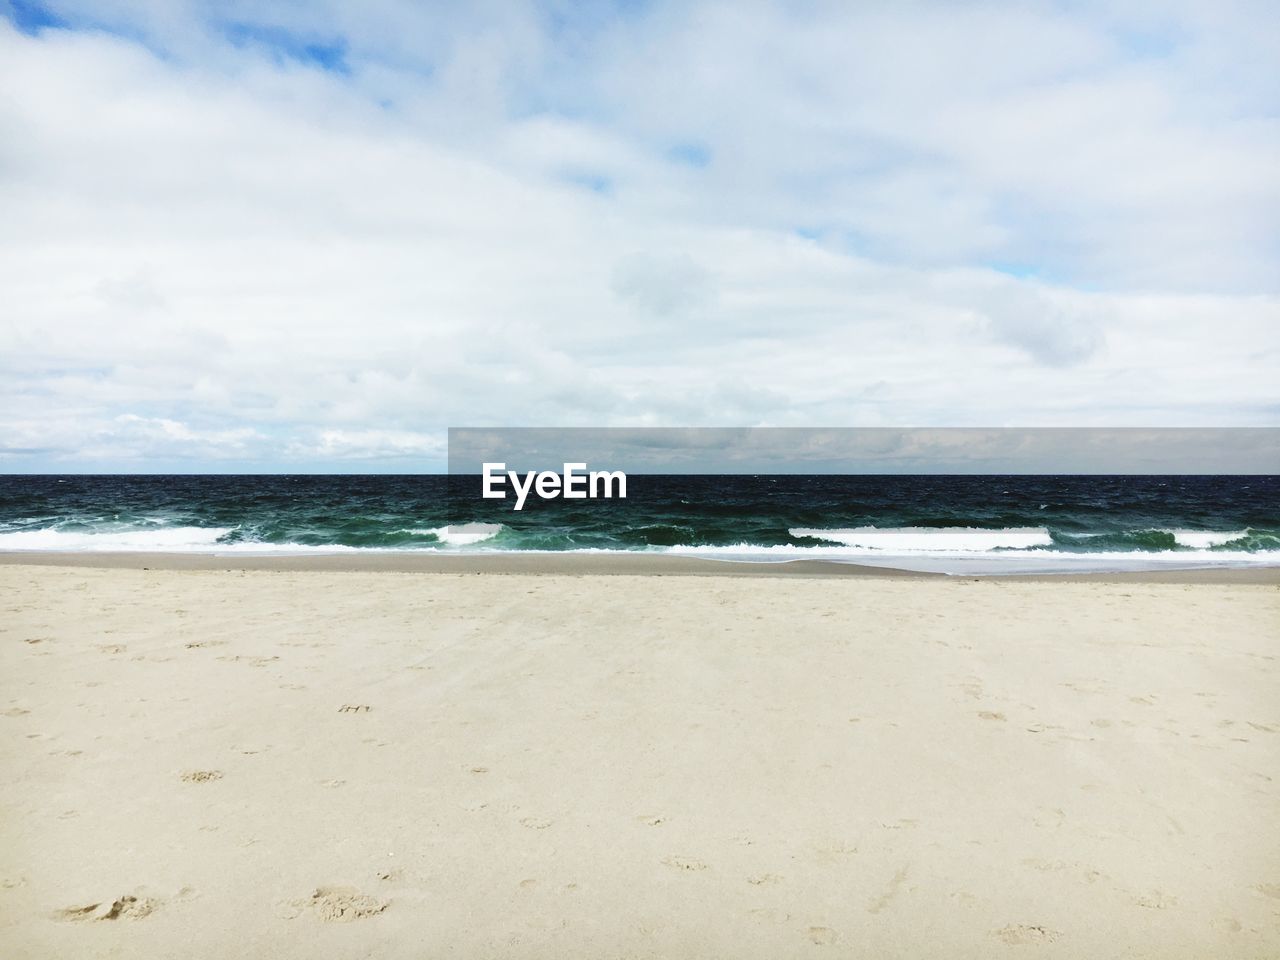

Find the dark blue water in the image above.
[{"left": 0, "top": 474, "right": 1275, "bottom": 571}]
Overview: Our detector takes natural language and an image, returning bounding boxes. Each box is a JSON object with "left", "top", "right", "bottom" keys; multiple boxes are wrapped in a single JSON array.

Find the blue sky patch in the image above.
[
  {"left": 668, "top": 142, "right": 711, "bottom": 168},
  {"left": 2, "top": 0, "right": 68, "bottom": 35},
  {"left": 221, "top": 21, "right": 351, "bottom": 75},
  {"left": 561, "top": 170, "right": 613, "bottom": 194}
]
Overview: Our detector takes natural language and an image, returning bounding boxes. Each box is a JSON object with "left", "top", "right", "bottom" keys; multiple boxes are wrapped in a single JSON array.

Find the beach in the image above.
[{"left": 1, "top": 559, "right": 1277, "bottom": 958}]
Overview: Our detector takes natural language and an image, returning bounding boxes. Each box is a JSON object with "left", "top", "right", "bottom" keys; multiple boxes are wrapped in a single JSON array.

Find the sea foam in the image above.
[
  {"left": 0, "top": 526, "right": 235, "bottom": 551},
  {"left": 415, "top": 523, "right": 503, "bottom": 546},
  {"left": 659, "top": 541, "right": 1280, "bottom": 574},
  {"left": 1169, "top": 529, "right": 1248, "bottom": 549},
  {"left": 790, "top": 526, "right": 1053, "bottom": 551}
]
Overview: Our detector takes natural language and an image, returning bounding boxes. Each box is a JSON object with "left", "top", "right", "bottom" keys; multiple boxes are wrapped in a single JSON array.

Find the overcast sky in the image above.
[
  {"left": 450, "top": 428, "right": 1280, "bottom": 474},
  {"left": 1, "top": 0, "right": 1277, "bottom": 472}
]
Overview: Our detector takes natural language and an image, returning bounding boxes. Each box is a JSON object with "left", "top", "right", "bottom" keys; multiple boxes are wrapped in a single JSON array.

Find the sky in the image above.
[
  {"left": 448, "top": 428, "right": 1280, "bottom": 474},
  {"left": 0, "top": 0, "right": 1277, "bottom": 472}
]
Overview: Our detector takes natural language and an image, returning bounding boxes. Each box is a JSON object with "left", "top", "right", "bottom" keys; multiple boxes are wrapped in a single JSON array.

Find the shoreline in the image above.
[{"left": 1, "top": 549, "right": 1278, "bottom": 583}]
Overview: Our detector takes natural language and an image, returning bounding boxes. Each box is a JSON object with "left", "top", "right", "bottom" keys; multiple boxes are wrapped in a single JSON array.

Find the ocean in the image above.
[{"left": 0, "top": 474, "right": 1276, "bottom": 574}]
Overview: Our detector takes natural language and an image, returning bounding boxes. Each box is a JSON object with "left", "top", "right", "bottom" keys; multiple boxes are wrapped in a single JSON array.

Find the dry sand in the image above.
[{"left": 1, "top": 561, "right": 1277, "bottom": 958}]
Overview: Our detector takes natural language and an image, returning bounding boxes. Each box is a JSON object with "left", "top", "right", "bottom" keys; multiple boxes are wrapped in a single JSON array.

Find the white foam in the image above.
[
  {"left": 658, "top": 541, "right": 1280, "bottom": 574},
  {"left": 0, "top": 526, "right": 234, "bottom": 551},
  {"left": 790, "top": 526, "right": 1052, "bottom": 552},
  {"left": 415, "top": 523, "right": 503, "bottom": 546},
  {"left": 0, "top": 521, "right": 1272, "bottom": 576},
  {"left": 0, "top": 526, "right": 445, "bottom": 555},
  {"left": 1169, "top": 529, "right": 1247, "bottom": 549},
  {"left": 0, "top": 522, "right": 506, "bottom": 554}
]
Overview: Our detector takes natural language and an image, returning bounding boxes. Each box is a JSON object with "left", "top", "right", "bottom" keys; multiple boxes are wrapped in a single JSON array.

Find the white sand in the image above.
[{"left": 1, "top": 564, "right": 1278, "bottom": 958}]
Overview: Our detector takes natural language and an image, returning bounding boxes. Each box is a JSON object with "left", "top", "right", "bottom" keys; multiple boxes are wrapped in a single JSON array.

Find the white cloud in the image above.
[
  {"left": 977, "top": 285, "right": 1105, "bottom": 368},
  {"left": 0, "top": 1, "right": 1277, "bottom": 470},
  {"left": 0, "top": 411, "right": 264, "bottom": 463},
  {"left": 611, "top": 252, "right": 711, "bottom": 317},
  {"left": 288, "top": 429, "right": 446, "bottom": 460}
]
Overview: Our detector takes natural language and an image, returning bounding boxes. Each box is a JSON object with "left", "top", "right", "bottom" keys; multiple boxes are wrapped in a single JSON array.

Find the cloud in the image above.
[
  {"left": 980, "top": 286, "right": 1104, "bottom": 367},
  {"left": 0, "top": 411, "right": 264, "bottom": 463},
  {"left": 0, "top": 1, "right": 1277, "bottom": 470},
  {"left": 611, "top": 252, "right": 711, "bottom": 317},
  {"left": 448, "top": 426, "right": 1280, "bottom": 474},
  {"left": 288, "top": 429, "right": 446, "bottom": 460},
  {"left": 107, "top": 414, "right": 262, "bottom": 457}
]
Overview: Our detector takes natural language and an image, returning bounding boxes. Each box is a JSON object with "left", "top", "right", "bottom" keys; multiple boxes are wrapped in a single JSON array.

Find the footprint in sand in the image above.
[
  {"left": 2, "top": 707, "right": 29, "bottom": 717},
  {"left": 1254, "top": 883, "right": 1280, "bottom": 899},
  {"left": 958, "top": 678, "right": 984, "bottom": 700},
  {"left": 661, "top": 856, "right": 708, "bottom": 872},
  {"left": 281, "top": 887, "right": 387, "bottom": 922},
  {"left": 993, "top": 924, "right": 1060, "bottom": 945},
  {"left": 1033, "top": 807, "right": 1065, "bottom": 829},
  {"left": 978, "top": 711, "right": 1006, "bottom": 721},
  {"left": 54, "top": 895, "right": 160, "bottom": 922},
  {"left": 520, "top": 817, "right": 553, "bottom": 830},
  {"left": 813, "top": 841, "right": 858, "bottom": 864},
  {"left": 1135, "top": 890, "right": 1178, "bottom": 909},
  {"left": 866, "top": 866, "right": 908, "bottom": 914},
  {"left": 180, "top": 770, "right": 223, "bottom": 783},
  {"left": 747, "top": 873, "right": 782, "bottom": 886},
  {"left": 807, "top": 926, "right": 837, "bottom": 945},
  {"left": 217, "top": 654, "right": 279, "bottom": 667}
]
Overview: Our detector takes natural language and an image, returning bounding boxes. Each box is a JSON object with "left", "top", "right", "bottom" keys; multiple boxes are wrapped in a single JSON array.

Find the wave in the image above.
[
  {"left": 409, "top": 523, "right": 503, "bottom": 546},
  {"left": 1048, "top": 528, "right": 1272, "bottom": 552},
  {"left": 793, "top": 526, "right": 1276, "bottom": 555},
  {"left": 1170, "top": 529, "right": 1248, "bottom": 548},
  {"left": 658, "top": 540, "right": 1280, "bottom": 574},
  {"left": 0, "top": 526, "right": 236, "bottom": 551},
  {"left": 791, "top": 526, "right": 1052, "bottom": 551},
  {"left": 0, "top": 522, "right": 508, "bottom": 553},
  {"left": 0, "top": 518, "right": 1274, "bottom": 575}
]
